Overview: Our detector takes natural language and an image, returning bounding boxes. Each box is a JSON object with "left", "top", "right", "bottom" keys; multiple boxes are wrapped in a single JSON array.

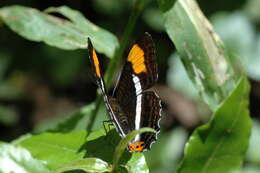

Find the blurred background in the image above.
[{"left": 0, "top": 0, "right": 260, "bottom": 172}]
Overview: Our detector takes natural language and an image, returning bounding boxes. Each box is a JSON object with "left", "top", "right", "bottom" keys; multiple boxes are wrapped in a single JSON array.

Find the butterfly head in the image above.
[{"left": 128, "top": 141, "right": 145, "bottom": 152}]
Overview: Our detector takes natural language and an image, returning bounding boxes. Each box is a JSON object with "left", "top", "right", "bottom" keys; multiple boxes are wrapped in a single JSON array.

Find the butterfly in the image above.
[{"left": 88, "top": 32, "right": 161, "bottom": 152}]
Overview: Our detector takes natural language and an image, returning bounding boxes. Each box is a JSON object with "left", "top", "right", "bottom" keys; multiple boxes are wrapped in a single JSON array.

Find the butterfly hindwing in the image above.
[
  {"left": 127, "top": 91, "right": 161, "bottom": 152},
  {"left": 138, "top": 91, "right": 161, "bottom": 150}
]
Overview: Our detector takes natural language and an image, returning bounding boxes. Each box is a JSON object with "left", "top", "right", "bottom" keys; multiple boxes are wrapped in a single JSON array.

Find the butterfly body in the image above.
[{"left": 88, "top": 33, "right": 161, "bottom": 152}]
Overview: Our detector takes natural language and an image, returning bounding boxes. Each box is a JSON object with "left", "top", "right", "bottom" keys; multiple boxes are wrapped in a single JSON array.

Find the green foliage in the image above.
[
  {"left": 178, "top": 76, "right": 251, "bottom": 173},
  {"left": 0, "top": 142, "right": 51, "bottom": 173},
  {"left": 0, "top": 0, "right": 254, "bottom": 172},
  {"left": 159, "top": 0, "right": 252, "bottom": 172},
  {"left": 16, "top": 131, "right": 87, "bottom": 169},
  {"left": 162, "top": 0, "right": 238, "bottom": 110},
  {"left": 0, "top": 5, "right": 119, "bottom": 57},
  {"left": 10, "top": 127, "right": 151, "bottom": 173}
]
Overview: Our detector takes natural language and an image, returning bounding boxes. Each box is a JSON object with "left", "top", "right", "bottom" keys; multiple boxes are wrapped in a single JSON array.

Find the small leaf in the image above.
[
  {"left": 177, "top": 76, "right": 252, "bottom": 173},
  {"left": 16, "top": 131, "right": 87, "bottom": 170},
  {"left": 0, "top": 142, "right": 51, "bottom": 173},
  {"left": 0, "top": 5, "right": 119, "bottom": 57},
  {"left": 55, "top": 158, "right": 111, "bottom": 173},
  {"left": 126, "top": 153, "right": 149, "bottom": 173}
]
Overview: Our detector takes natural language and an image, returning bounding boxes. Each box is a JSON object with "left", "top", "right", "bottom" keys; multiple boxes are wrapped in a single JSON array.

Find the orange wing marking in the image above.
[
  {"left": 127, "top": 44, "right": 147, "bottom": 74},
  {"left": 128, "top": 141, "right": 145, "bottom": 152},
  {"left": 92, "top": 49, "right": 101, "bottom": 78}
]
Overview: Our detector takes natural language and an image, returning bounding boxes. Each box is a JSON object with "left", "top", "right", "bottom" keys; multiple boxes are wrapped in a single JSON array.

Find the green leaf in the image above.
[
  {"left": 14, "top": 127, "right": 150, "bottom": 173},
  {"left": 0, "top": 142, "right": 51, "bottom": 173},
  {"left": 16, "top": 130, "right": 87, "bottom": 170},
  {"left": 177, "top": 76, "right": 252, "bottom": 173},
  {"left": 0, "top": 5, "right": 119, "bottom": 57},
  {"left": 126, "top": 153, "right": 149, "bottom": 173},
  {"left": 161, "top": 0, "right": 238, "bottom": 110},
  {"left": 55, "top": 158, "right": 111, "bottom": 173}
]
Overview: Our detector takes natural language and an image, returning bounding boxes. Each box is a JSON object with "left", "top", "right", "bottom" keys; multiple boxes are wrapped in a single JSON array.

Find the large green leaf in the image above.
[
  {"left": 0, "top": 5, "right": 119, "bottom": 57},
  {"left": 15, "top": 131, "right": 87, "bottom": 170},
  {"left": 14, "top": 127, "right": 149, "bottom": 173},
  {"left": 177, "top": 76, "right": 251, "bottom": 173},
  {"left": 0, "top": 142, "right": 51, "bottom": 173},
  {"left": 161, "top": 0, "right": 238, "bottom": 110}
]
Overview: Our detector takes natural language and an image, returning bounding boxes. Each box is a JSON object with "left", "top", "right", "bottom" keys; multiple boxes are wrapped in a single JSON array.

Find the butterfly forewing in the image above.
[{"left": 88, "top": 38, "right": 106, "bottom": 94}]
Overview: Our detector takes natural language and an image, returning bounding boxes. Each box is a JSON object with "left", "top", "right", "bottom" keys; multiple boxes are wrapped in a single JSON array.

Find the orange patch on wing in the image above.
[
  {"left": 127, "top": 44, "right": 147, "bottom": 74},
  {"left": 92, "top": 49, "right": 101, "bottom": 78},
  {"left": 128, "top": 141, "right": 145, "bottom": 152}
]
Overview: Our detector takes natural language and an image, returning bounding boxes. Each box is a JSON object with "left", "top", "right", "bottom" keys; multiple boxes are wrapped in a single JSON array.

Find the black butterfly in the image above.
[{"left": 88, "top": 33, "right": 161, "bottom": 152}]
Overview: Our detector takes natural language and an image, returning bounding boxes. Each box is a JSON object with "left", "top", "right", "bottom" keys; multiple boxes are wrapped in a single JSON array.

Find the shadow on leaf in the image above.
[{"left": 79, "top": 129, "right": 131, "bottom": 164}]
